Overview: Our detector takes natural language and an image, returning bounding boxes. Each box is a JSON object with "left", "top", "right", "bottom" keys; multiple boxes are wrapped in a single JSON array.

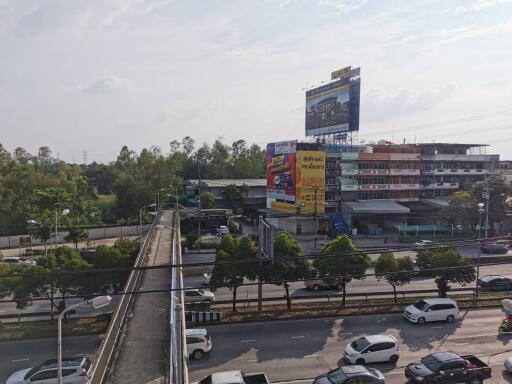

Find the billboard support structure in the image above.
[{"left": 258, "top": 216, "right": 274, "bottom": 311}]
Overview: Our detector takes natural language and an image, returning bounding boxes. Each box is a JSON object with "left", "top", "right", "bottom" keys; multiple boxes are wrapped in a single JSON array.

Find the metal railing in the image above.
[{"left": 87, "top": 212, "right": 160, "bottom": 384}]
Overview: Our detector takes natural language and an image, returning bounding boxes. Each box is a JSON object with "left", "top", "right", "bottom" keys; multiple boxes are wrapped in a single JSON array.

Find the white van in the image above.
[{"left": 403, "top": 298, "right": 459, "bottom": 324}]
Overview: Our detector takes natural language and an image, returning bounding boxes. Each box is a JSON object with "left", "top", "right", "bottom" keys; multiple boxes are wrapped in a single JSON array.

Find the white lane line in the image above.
[
  {"left": 339, "top": 332, "right": 353, "bottom": 335},
  {"left": 291, "top": 336, "right": 305, "bottom": 339},
  {"left": 304, "top": 354, "right": 317, "bottom": 358},
  {"left": 473, "top": 323, "right": 486, "bottom": 326},
  {"left": 12, "top": 358, "right": 30, "bottom": 362},
  {"left": 0, "top": 310, "right": 5, "bottom": 313},
  {"left": 248, "top": 359, "right": 258, "bottom": 362},
  {"left": 430, "top": 326, "right": 443, "bottom": 329},
  {"left": 455, "top": 343, "right": 470, "bottom": 346},
  {"left": 241, "top": 339, "right": 256, "bottom": 343}
]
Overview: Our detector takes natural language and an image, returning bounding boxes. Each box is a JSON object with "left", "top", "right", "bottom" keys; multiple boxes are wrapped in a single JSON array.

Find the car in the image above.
[
  {"left": 414, "top": 239, "right": 434, "bottom": 247},
  {"left": 184, "top": 289, "right": 215, "bottom": 304},
  {"left": 305, "top": 272, "right": 342, "bottom": 291},
  {"left": 481, "top": 243, "right": 508, "bottom": 254},
  {"left": 1, "top": 257, "right": 36, "bottom": 265},
  {"left": 193, "top": 370, "right": 269, "bottom": 384},
  {"left": 6, "top": 356, "right": 91, "bottom": 384},
  {"left": 186, "top": 328, "right": 212, "bottom": 359},
  {"left": 477, "top": 275, "right": 512, "bottom": 291},
  {"left": 314, "top": 365, "right": 385, "bottom": 384},
  {"left": 403, "top": 298, "right": 459, "bottom": 324},
  {"left": 216, "top": 226, "right": 230, "bottom": 235},
  {"left": 344, "top": 334, "right": 399, "bottom": 365},
  {"left": 505, "top": 356, "right": 512, "bottom": 372},
  {"left": 202, "top": 273, "right": 212, "bottom": 285},
  {"left": 79, "top": 249, "right": 95, "bottom": 264}
]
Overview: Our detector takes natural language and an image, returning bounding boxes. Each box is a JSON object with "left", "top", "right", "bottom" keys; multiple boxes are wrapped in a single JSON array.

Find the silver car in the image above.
[
  {"left": 184, "top": 289, "right": 215, "bottom": 304},
  {"left": 6, "top": 356, "right": 91, "bottom": 384}
]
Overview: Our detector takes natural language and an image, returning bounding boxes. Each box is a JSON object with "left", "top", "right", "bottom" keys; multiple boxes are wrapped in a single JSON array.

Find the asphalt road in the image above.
[
  {"left": 0, "top": 335, "right": 102, "bottom": 383},
  {"left": 188, "top": 308, "right": 512, "bottom": 384}
]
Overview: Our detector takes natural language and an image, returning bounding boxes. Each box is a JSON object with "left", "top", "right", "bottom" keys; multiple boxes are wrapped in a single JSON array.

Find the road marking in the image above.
[
  {"left": 241, "top": 339, "right": 256, "bottom": 343},
  {"left": 339, "top": 332, "right": 353, "bottom": 335},
  {"left": 473, "top": 323, "right": 486, "bottom": 326},
  {"left": 12, "top": 358, "right": 30, "bottom": 362},
  {"left": 455, "top": 343, "right": 470, "bottom": 346},
  {"left": 248, "top": 359, "right": 258, "bottom": 362},
  {"left": 291, "top": 336, "right": 305, "bottom": 339},
  {"left": 430, "top": 326, "right": 443, "bottom": 329},
  {"left": 304, "top": 354, "right": 317, "bottom": 358}
]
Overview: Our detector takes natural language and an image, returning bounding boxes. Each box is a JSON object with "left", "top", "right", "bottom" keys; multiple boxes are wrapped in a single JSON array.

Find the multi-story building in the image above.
[{"left": 415, "top": 143, "right": 499, "bottom": 198}]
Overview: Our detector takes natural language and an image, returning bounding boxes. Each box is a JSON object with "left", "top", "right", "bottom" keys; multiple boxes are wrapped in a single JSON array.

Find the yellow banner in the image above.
[
  {"left": 296, "top": 151, "right": 325, "bottom": 214},
  {"left": 271, "top": 200, "right": 297, "bottom": 214}
]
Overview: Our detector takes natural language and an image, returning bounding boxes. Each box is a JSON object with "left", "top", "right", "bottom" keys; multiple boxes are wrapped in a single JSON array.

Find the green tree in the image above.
[
  {"left": 375, "top": 252, "right": 414, "bottom": 303},
  {"left": 28, "top": 224, "right": 52, "bottom": 254},
  {"left": 471, "top": 175, "right": 509, "bottom": 235},
  {"left": 442, "top": 191, "right": 478, "bottom": 232},
  {"left": 64, "top": 227, "right": 89, "bottom": 250},
  {"left": 200, "top": 192, "right": 216, "bottom": 209},
  {"left": 93, "top": 245, "right": 134, "bottom": 293},
  {"left": 418, "top": 246, "right": 475, "bottom": 297},
  {"left": 314, "top": 235, "right": 370, "bottom": 306},
  {"left": 222, "top": 184, "right": 249, "bottom": 209},
  {"left": 262, "top": 232, "right": 311, "bottom": 309}
]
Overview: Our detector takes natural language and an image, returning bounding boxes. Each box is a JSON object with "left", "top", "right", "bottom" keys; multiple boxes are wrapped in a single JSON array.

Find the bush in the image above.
[
  {"left": 192, "top": 241, "right": 219, "bottom": 250},
  {"left": 228, "top": 222, "right": 240, "bottom": 234}
]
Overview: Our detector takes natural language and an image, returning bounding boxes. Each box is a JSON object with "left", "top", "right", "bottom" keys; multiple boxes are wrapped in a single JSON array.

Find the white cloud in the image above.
[
  {"left": 434, "top": 19, "right": 512, "bottom": 44},
  {"left": 443, "top": 0, "right": 512, "bottom": 14},
  {"left": 313, "top": 0, "right": 367, "bottom": 14}
]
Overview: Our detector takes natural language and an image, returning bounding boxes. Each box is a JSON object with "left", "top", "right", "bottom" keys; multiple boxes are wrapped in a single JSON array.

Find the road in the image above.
[
  {"left": 0, "top": 335, "right": 102, "bottom": 383},
  {"left": 188, "top": 308, "right": 512, "bottom": 384}
]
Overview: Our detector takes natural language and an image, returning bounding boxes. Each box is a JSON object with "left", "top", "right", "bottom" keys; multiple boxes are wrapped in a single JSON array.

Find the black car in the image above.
[
  {"left": 480, "top": 243, "right": 508, "bottom": 255},
  {"left": 405, "top": 352, "right": 491, "bottom": 384},
  {"left": 477, "top": 275, "right": 512, "bottom": 291},
  {"left": 314, "top": 366, "right": 385, "bottom": 384}
]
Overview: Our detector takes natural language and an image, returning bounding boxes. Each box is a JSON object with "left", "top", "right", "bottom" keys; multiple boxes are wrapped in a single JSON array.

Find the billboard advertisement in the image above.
[
  {"left": 266, "top": 141, "right": 297, "bottom": 204},
  {"left": 296, "top": 151, "right": 325, "bottom": 214},
  {"left": 305, "top": 68, "right": 360, "bottom": 136}
]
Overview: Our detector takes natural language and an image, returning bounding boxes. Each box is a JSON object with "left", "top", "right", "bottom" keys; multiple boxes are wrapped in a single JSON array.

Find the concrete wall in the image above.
[{"left": 0, "top": 224, "right": 151, "bottom": 249}]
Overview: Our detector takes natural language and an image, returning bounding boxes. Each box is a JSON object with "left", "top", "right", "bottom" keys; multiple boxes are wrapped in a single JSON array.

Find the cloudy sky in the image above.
[{"left": 1, "top": 0, "right": 512, "bottom": 162}]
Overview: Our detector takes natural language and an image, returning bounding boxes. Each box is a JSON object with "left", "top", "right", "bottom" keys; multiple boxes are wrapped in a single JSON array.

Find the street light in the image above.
[
  {"left": 27, "top": 219, "right": 53, "bottom": 254},
  {"left": 139, "top": 203, "right": 156, "bottom": 241},
  {"left": 57, "top": 296, "right": 111, "bottom": 384},
  {"left": 55, "top": 209, "right": 70, "bottom": 249},
  {"left": 476, "top": 202, "right": 485, "bottom": 298}
]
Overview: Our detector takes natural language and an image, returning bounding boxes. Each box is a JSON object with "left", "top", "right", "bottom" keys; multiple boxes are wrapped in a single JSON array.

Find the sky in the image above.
[{"left": 1, "top": 0, "right": 512, "bottom": 162}]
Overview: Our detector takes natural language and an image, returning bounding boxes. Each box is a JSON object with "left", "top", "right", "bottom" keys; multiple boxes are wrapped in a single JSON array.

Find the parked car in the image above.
[
  {"left": 481, "top": 243, "right": 508, "bottom": 255},
  {"left": 6, "top": 356, "right": 91, "bottom": 384},
  {"left": 477, "top": 275, "right": 512, "bottom": 291},
  {"left": 203, "top": 273, "right": 212, "bottom": 286},
  {"left": 504, "top": 356, "right": 512, "bottom": 372},
  {"left": 79, "top": 249, "right": 96, "bottom": 264},
  {"left": 314, "top": 366, "right": 385, "bottom": 384},
  {"left": 403, "top": 298, "right": 459, "bottom": 324},
  {"left": 344, "top": 334, "right": 399, "bottom": 365},
  {"left": 184, "top": 289, "right": 215, "bottom": 304},
  {"left": 186, "top": 328, "right": 212, "bottom": 359},
  {"left": 414, "top": 240, "right": 434, "bottom": 248},
  {"left": 216, "top": 226, "right": 230, "bottom": 235},
  {"left": 405, "top": 352, "right": 491, "bottom": 384},
  {"left": 193, "top": 370, "right": 269, "bottom": 384},
  {"left": 1, "top": 257, "right": 35, "bottom": 265}
]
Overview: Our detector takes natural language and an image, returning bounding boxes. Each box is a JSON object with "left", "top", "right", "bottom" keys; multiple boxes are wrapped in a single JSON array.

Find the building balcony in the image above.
[
  {"left": 358, "top": 169, "right": 388, "bottom": 175},
  {"left": 325, "top": 184, "right": 340, "bottom": 192},
  {"left": 340, "top": 168, "right": 358, "bottom": 175},
  {"left": 325, "top": 200, "right": 338, "bottom": 207},
  {"left": 358, "top": 184, "right": 389, "bottom": 191},
  {"left": 389, "top": 153, "right": 421, "bottom": 161},
  {"left": 341, "top": 184, "right": 359, "bottom": 192},
  {"left": 421, "top": 182, "right": 460, "bottom": 190},
  {"left": 421, "top": 168, "right": 490, "bottom": 175},
  {"left": 388, "top": 169, "right": 420, "bottom": 175},
  {"left": 388, "top": 183, "right": 420, "bottom": 190},
  {"left": 422, "top": 154, "right": 498, "bottom": 162}
]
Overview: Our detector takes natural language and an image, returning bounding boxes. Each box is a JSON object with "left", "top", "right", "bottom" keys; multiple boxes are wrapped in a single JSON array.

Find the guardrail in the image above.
[{"left": 87, "top": 212, "right": 160, "bottom": 384}]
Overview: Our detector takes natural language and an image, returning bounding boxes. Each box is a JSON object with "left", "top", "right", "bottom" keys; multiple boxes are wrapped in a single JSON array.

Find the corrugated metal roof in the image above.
[
  {"left": 342, "top": 200, "right": 410, "bottom": 214},
  {"left": 185, "top": 179, "right": 266, "bottom": 187}
]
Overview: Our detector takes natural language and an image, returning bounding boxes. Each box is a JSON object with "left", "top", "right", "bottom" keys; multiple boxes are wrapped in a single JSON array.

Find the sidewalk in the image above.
[{"left": 108, "top": 211, "right": 173, "bottom": 384}]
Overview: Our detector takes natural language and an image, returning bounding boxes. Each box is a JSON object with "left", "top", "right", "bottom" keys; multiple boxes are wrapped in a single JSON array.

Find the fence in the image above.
[{"left": 86, "top": 215, "right": 159, "bottom": 384}]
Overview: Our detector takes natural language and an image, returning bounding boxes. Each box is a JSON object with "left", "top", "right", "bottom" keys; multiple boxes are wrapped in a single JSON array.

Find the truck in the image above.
[
  {"left": 193, "top": 370, "right": 269, "bottom": 384},
  {"left": 405, "top": 351, "right": 492, "bottom": 384}
]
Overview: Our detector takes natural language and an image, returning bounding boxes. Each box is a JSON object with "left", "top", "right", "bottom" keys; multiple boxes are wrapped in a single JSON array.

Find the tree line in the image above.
[
  {"left": 210, "top": 233, "right": 476, "bottom": 312},
  {"left": 0, "top": 137, "right": 266, "bottom": 235}
]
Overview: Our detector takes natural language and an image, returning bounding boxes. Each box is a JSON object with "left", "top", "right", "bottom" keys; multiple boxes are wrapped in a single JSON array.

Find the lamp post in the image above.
[
  {"left": 139, "top": 203, "right": 156, "bottom": 241},
  {"left": 57, "top": 296, "right": 111, "bottom": 384},
  {"left": 476, "top": 202, "right": 485, "bottom": 298},
  {"left": 54, "top": 209, "right": 70, "bottom": 249}
]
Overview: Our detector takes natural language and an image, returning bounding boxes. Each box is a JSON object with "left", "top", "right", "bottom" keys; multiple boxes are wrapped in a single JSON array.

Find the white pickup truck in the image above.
[{"left": 193, "top": 370, "right": 269, "bottom": 384}]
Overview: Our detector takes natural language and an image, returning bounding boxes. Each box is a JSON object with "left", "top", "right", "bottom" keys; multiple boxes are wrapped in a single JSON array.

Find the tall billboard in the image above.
[
  {"left": 305, "top": 68, "right": 360, "bottom": 136},
  {"left": 296, "top": 151, "right": 325, "bottom": 214},
  {"left": 266, "top": 141, "right": 297, "bottom": 213}
]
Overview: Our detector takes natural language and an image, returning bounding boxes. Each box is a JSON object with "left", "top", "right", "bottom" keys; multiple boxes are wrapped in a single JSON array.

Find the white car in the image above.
[
  {"left": 1, "top": 257, "right": 36, "bottom": 265},
  {"left": 186, "top": 328, "right": 212, "bottom": 359},
  {"left": 203, "top": 273, "right": 212, "bottom": 286},
  {"left": 184, "top": 289, "right": 215, "bottom": 304},
  {"left": 344, "top": 334, "right": 400, "bottom": 365},
  {"left": 6, "top": 356, "right": 91, "bottom": 384},
  {"left": 403, "top": 298, "right": 459, "bottom": 324},
  {"left": 216, "top": 226, "right": 230, "bottom": 235},
  {"left": 414, "top": 240, "right": 433, "bottom": 248}
]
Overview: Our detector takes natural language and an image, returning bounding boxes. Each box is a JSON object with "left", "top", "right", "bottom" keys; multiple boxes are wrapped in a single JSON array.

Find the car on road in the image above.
[
  {"left": 216, "top": 225, "right": 230, "bottom": 235},
  {"left": 414, "top": 240, "right": 434, "bottom": 248},
  {"left": 203, "top": 273, "right": 212, "bottom": 285},
  {"left": 314, "top": 365, "right": 385, "bottom": 384},
  {"left": 481, "top": 243, "right": 508, "bottom": 254},
  {"left": 186, "top": 328, "right": 212, "bottom": 359},
  {"left": 477, "top": 275, "right": 512, "bottom": 291},
  {"left": 403, "top": 298, "right": 459, "bottom": 324},
  {"left": 344, "top": 334, "right": 399, "bottom": 365},
  {"left": 6, "top": 356, "right": 91, "bottom": 384},
  {"left": 505, "top": 356, "right": 512, "bottom": 372},
  {"left": 1, "top": 257, "right": 36, "bottom": 265},
  {"left": 305, "top": 272, "right": 342, "bottom": 291},
  {"left": 193, "top": 370, "right": 269, "bottom": 384},
  {"left": 184, "top": 289, "right": 215, "bottom": 304},
  {"left": 405, "top": 351, "right": 491, "bottom": 384}
]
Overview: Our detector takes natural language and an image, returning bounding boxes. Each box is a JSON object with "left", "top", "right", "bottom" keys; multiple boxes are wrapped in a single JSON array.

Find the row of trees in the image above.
[
  {"left": 0, "top": 240, "right": 139, "bottom": 318},
  {"left": 0, "top": 137, "right": 266, "bottom": 235},
  {"left": 210, "top": 233, "right": 477, "bottom": 312}
]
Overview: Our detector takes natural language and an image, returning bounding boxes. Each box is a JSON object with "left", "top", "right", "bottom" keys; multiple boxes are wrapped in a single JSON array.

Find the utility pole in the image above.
[
  {"left": 484, "top": 182, "right": 490, "bottom": 239},
  {"left": 313, "top": 187, "right": 318, "bottom": 249},
  {"left": 198, "top": 164, "right": 202, "bottom": 253}
]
